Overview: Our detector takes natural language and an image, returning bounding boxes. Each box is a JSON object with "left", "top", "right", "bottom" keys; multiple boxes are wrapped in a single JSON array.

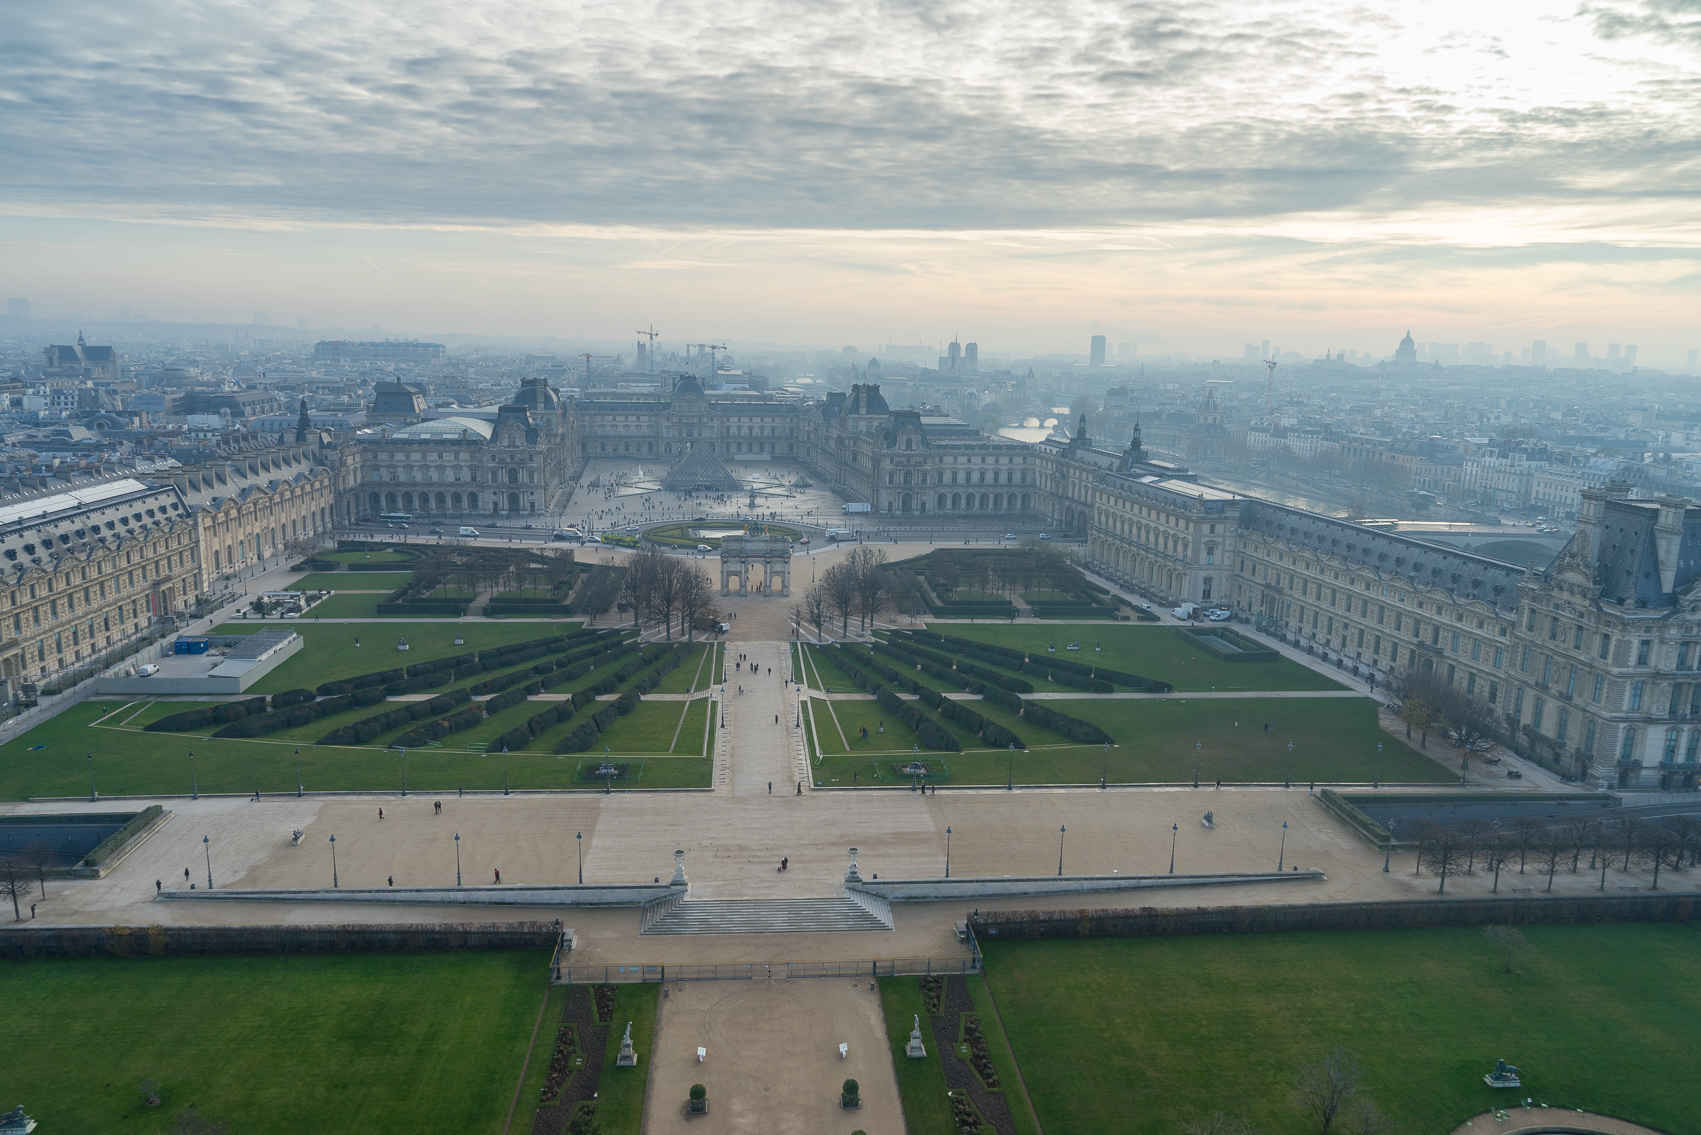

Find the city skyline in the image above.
[{"left": 2, "top": 0, "right": 1699, "bottom": 355}]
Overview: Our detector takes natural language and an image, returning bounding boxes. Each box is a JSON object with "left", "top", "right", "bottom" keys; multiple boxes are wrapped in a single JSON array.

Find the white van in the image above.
[
  {"left": 458, "top": 526, "right": 481, "bottom": 538},
  {"left": 825, "top": 529, "right": 850, "bottom": 542},
  {"left": 1173, "top": 602, "right": 1198, "bottom": 620}
]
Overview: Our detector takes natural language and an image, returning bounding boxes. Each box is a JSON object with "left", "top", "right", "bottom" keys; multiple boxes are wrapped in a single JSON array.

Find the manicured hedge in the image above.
[
  {"left": 212, "top": 686, "right": 387, "bottom": 738},
  {"left": 145, "top": 697, "right": 270, "bottom": 733},
  {"left": 874, "top": 686, "right": 960, "bottom": 752},
  {"left": 1019, "top": 701, "right": 1112, "bottom": 744},
  {"left": 317, "top": 690, "right": 471, "bottom": 746},
  {"left": 270, "top": 689, "right": 316, "bottom": 708},
  {"left": 81, "top": 805, "right": 165, "bottom": 868}
]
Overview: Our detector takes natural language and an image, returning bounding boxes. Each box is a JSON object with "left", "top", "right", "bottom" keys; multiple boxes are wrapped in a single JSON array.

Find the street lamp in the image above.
[
  {"left": 295, "top": 748, "right": 303, "bottom": 797},
  {"left": 454, "top": 832, "right": 462, "bottom": 887},
  {"left": 1383, "top": 819, "right": 1396, "bottom": 873},
  {"left": 1277, "top": 820, "right": 1288, "bottom": 872},
  {"left": 1007, "top": 744, "right": 1015, "bottom": 791},
  {"left": 576, "top": 831, "right": 583, "bottom": 885},
  {"left": 202, "top": 834, "right": 213, "bottom": 889},
  {"left": 1168, "top": 823, "right": 1178, "bottom": 875},
  {"left": 328, "top": 834, "right": 338, "bottom": 888},
  {"left": 400, "top": 747, "right": 408, "bottom": 797},
  {"left": 87, "top": 752, "right": 95, "bottom": 801},
  {"left": 1056, "top": 824, "right": 1066, "bottom": 877},
  {"left": 189, "top": 750, "right": 197, "bottom": 799},
  {"left": 945, "top": 826, "right": 952, "bottom": 878}
]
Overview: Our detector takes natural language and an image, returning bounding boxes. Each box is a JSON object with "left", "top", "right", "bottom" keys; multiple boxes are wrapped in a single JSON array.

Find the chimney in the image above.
[
  {"left": 1655, "top": 496, "right": 1688, "bottom": 596},
  {"left": 1574, "top": 484, "right": 1614, "bottom": 565}
]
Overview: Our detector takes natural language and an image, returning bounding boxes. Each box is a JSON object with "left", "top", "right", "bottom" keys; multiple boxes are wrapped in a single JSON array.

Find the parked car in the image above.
[
  {"left": 1506, "top": 768, "right": 1523, "bottom": 779},
  {"left": 1038, "top": 532, "right": 1052, "bottom": 540},
  {"left": 584, "top": 535, "right": 603, "bottom": 544},
  {"left": 695, "top": 544, "right": 711, "bottom": 552},
  {"left": 1003, "top": 532, "right": 1016, "bottom": 540},
  {"left": 1207, "top": 608, "right": 1232, "bottom": 622},
  {"left": 429, "top": 526, "right": 444, "bottom": 535}
]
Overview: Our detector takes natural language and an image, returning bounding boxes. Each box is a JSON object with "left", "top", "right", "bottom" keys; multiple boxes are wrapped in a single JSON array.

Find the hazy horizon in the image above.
[{"left": 3, "top": 0, "right": 1699, "bottom": 358}]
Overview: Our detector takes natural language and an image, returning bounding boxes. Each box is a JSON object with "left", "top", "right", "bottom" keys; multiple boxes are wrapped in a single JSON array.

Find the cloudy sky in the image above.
[{"left": 3, "top": 0, "right": 1699, "bottom": 358}]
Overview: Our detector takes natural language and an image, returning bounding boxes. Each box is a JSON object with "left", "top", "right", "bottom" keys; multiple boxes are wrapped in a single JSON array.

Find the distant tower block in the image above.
[{"left": 1089, "top": 335, "right": 1107, "bottom": 367}]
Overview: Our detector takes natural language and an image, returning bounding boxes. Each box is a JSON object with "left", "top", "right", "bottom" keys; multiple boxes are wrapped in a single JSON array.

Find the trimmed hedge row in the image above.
[
  {"left": 936, "top": 696, "right": 1025, "bottom": 750},
  {"left": 375, "top": 599, "right": 470, "bottom": 616},
  {"left": 912, "top": 629, "right": 1171, "bottom": 693},
  {"left": 271, "top": 689, "right": 316, "bottom": 708},
  {"left": 1019, "top": 701, "right": 1112, "bottom": 744},
  {"left": 884, "top": 635, "right": 1035, "bottom": 693},
  {"left": 212, "top": 686, "right": 388, "bottom": 738},
  {"left": 391, "top": 705, "right": 486, "bottom": 749},
  {"left": 874, "top": 686, "right": 960, "bottom": 752},
  {"left": 1029, "top": 602, "right": 1117, "bottom": 619},
  {"left": 317, "top": 690, "right": 472, "bottom": 746},
  {"left": 552, "top": 644, "right": 689, "bottom": 754},
  {"left": 314, "top": 631, "right": 601, "bottom": 697},
  {"left": 145, "top": 697, "right": 270, "bottom": 733}
]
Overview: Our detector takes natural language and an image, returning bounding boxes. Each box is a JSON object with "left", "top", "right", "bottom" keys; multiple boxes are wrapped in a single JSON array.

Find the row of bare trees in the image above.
[
  {"left": 1411, "top": 813, "right": 1701, "bottom": 894},
  {"left": 1393, "top": 669, "right": 1498, "bottom": 773},
  {"left": 798, "top": 547, "right": 890, "bottom": 640},
  {"left": 619, "top": 548, "right": 718, "bottom": 640}
]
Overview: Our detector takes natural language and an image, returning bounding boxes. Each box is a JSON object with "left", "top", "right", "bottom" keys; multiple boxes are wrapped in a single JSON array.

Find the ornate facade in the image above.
[{"left": 355, "top": 378, "right": 576, "bottom": 519}]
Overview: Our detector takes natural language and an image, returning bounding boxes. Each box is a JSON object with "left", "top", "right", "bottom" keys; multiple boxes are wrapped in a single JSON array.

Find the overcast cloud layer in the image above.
[{"left": 2, "top": 0, "right": 1699, "bottom": 352}]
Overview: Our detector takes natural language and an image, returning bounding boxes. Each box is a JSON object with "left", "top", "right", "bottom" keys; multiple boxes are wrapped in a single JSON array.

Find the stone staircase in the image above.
[{"left": 642, "top": 896, "right": 893, "bottom": 935}]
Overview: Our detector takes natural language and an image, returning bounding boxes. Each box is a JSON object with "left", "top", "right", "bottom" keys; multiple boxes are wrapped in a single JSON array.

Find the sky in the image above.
[{"left": 2, "top": 0, "right": 1699, "bottom": 359}]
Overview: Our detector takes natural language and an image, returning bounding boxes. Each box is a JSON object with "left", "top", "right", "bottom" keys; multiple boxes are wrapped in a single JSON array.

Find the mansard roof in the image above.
[{"left": 1242, "top": 501, "right": 1526, "bottom": 611}]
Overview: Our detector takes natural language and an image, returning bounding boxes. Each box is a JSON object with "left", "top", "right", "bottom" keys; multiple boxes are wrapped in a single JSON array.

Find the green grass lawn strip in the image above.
[
  {"left": 668, "top": 697, "right": 708, "bottom": 754},
  {"left": 596, "top": 984, "right": 660, "bottom": 1133},
  {"left": 0, "top": 950, "right": 545, "bottom": 1135},
  {"left": 651, "top": 644, "right": 708, "bottom": 694},
  {"left": 984, "top": 925, "right": 1701, "bottom": 1135},
  {"left": 930, "top": 623, "right": 1344, "bottom": 692},
  {"left": 879, "top": 978, "right": 963, "bottom": 1134},
  {"left": 217, "top": 622, "right": 577, "bottom": 693}
]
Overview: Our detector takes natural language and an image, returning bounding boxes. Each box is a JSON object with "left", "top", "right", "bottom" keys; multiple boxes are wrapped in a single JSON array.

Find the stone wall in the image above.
[{"left": 970, "top": 892, "right": 1701, "bottom": 942}]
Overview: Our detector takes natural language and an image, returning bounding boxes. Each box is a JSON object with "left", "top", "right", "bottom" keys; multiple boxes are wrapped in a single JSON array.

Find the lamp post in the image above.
[
  {"left": 87, "top": 752, "right": 95, "bottom": 802},
  {"left": 295, "top": 748, "right": 303, "bottom": 797},
  {"left": 1383, "top": 819, "right": 1396, "bottom": 873},
  {"left": 1277, "top": 820, "right": 1288, "bottom": 872},
  {"left": 400, "top": 747, "right": 408, "bottom": 797},
  {"left": 1056, "top": 824, "right": 1066, "bottom": 877},
  {"left": 576, "top": 831, "right": 583, "bottom": 885},
  {"left": 454, "top": 832, "right": 462, "bottom": 887},
  {"left": 200, "top": 834, "right": 213, "bottom": 889},
  {"left": 1168, "top": 823, "right": 1178, "bottom": 875},
  {"left": 328, "top": 834, "right": 338, "bottom": 888},
  {"left": 944, "top": 826, "right": 952, "bottom": 878},
  {"left": 1007, "top": 744, "right": 1015, "bottom": 791},
  {"left": 189, "top": 750, "right": 198, "bottom": 799}
]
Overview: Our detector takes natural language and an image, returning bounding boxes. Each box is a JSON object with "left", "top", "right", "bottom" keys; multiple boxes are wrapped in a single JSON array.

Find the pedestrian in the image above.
[
  {"left": 796, "top": 782, "right": 802, "bottom": 795},
  {"left": 768, "top": 780, "right": 772, "bottom": 794},
  {"left": 378, "top": 807, "right": 384, "bottom": 820},
  {"left": 494, "top": 867, "right": 501, "bottom": 883},
  {"left": 155, "top": 879, "right": 162, "bottom": 894},
  {"left": 387, "top": 875, "right": 394, "bottom": 887},
  {"left": 184, "top": 867, "right": 190, "bottom": 882},
  {"left": 31, "top": 903, "right": 36, "bottom": 919}
]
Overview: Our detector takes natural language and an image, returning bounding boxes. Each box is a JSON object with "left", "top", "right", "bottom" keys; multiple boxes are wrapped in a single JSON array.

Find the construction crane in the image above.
[
  {"left": 634, "top": 324, "right": 660, "bottom": 373},
  {"left": 702, "top": 343, "right": 728, "bottom": 377}
]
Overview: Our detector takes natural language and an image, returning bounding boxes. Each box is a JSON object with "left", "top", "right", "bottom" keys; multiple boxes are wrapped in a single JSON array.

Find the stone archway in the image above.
[{"left": 719, "top": 535, "right": 792, "bottom": 597}]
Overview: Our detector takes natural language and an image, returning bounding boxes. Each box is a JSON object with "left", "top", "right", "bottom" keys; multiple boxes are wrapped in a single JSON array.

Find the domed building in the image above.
[
  {"left": 1394, "top": 330, "right": 1418, "bottom": 366},
  {"left": 354, "top": 377, "right": 576, "bottom": 520}
]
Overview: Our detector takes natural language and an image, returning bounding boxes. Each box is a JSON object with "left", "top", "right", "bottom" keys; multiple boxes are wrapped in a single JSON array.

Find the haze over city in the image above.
[
  {"left": 4, "top": 0, "right": 1701, "bottom": 358},
  {"left": 6, "top": 5, "right": 1701, "bottom": 1135}
]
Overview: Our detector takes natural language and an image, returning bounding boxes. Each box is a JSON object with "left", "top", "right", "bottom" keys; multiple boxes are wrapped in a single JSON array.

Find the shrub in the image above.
[
  {"left": 841, "top": 1078, "right": 860, "bottom": 1109},
  {"left": 555, "top": 722, "right": 600, "bottom": 753},
  {"left": 1020, "top": 701, "right": 1112, "bottom": 744},
  {"left": 270, "top": 688, "right": 315, "bottom": 708}
]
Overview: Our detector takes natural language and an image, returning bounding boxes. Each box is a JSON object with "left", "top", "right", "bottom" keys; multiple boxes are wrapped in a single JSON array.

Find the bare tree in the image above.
[
  {"left": 1398, "top": 669, "right": 1495, "bottom": 775},
  {"left": 651, "top": 556, "right": 683, "bottom": 638},
  {"left": 846, "top": 546, "right": 889, "bottom": 631},
  {"left": 1482, "top": 925, "right": 1527, "bottom": 974},
  {"left": 1482, "top": 835, "right": 1513, "bottom": 893},
  {"left": 1536, "top": 827, "right": 1568, "bottom": 893},
  {"left": 1184, "top": 1112, "right": 1259, "bottom": 1135},
  {"left": 0, "top": 856, "right": 25, "bottom": 920},
  {"left": 676, "top": 565, "right": 715, "bottom": 642},
  {"left": 1295, "top": 1047, "right": 1362, "bottom": 1134},
  {"left": 1341, "top": 1097, "right": 1388, "bottom": 1135},
  {"left": 801, "top": 583, "right": 828, "bottom": 644},
  {"left": 1636, "top": 820, "right": 1680, "bottom": 890},
  {"left": 821, "top": 561, "right": 858, "bottom": 637},
  {"left": 1416, "top": 826, "right": 1467, "bottom": 894}
]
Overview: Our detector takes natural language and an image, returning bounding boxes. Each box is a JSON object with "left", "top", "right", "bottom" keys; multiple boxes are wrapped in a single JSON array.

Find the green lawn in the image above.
[
  {"left": 289, "top": 571, "right": 413, "bottom": 591},
  {"left": 927, "top": 625, "right": 1343, "bottom": 691},
  {"left": 799, "top": 643, "right": 864, "bottom": 692},
  {"left": 596, "top": 984, "right": 659, "bottom": 1133},
  {"left": 0, "top": 685, "right": 712, "bottom": 798},
  {"left": 811, "top": 696, "right": 1451, "bottom": 786},
  {"left": 219, "top": 622, "right": 576, "bottom": 693},
  {"left": 300, "top": 594, "right": 391, "bottom": 618},
  {"left": 881, "top": 976, "right": 1041, "bottom": 1135},
  {"left": 984, "top": 925, "right": 1701, "bottom": 1134},
  {"left": 595, "top": 700, "right": 697, "bottom": 754},
  {"left": 0, "top": 950, "right": 546, "bottom": 1134},
  {"left": 651, "top": 644, "right": 710, "bottom": 693},
  {"left": 671, "top": 697, "right": 710, "bottom": 754}
]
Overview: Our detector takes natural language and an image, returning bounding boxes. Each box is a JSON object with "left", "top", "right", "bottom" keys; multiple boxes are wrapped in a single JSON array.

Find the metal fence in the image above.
[{"left": 552, "top": 954, "right": 981, "bottom": 985}]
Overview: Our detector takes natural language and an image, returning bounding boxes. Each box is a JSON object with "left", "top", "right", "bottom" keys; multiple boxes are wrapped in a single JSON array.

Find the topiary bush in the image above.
[{"left": 841, "top": 1078, "right": 860, "bottom": 1109}]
